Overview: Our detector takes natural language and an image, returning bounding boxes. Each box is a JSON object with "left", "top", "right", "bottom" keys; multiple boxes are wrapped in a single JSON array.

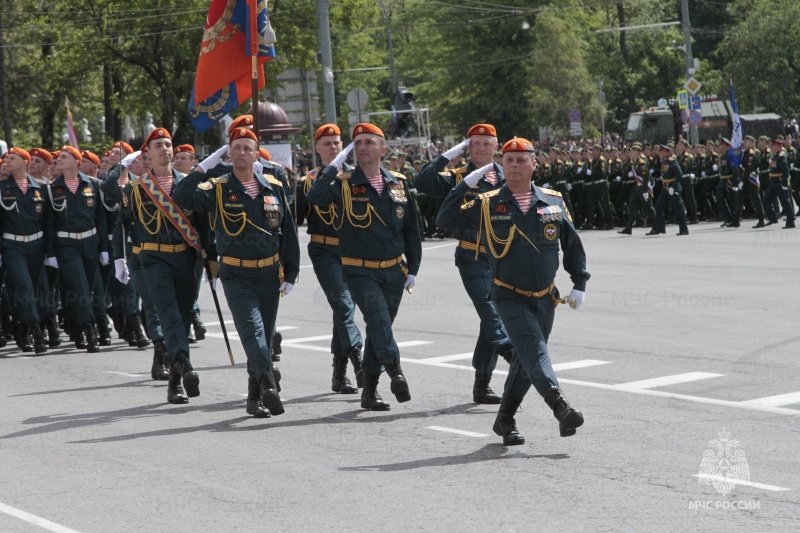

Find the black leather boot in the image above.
[
  {"left": 273, "top": 366, "right": 282, "bottom": 393},
  {"left": 543, "top": 386, "right": 584, "bottom": 437},
  {"left": 331, "top": 356, "right": 358, "bottom": 394},
  {"left": 272, "top": 330, "right": 282, "bottom": 361},
  {"left": 17, "top": 324, "right": 33, "bottom": 352},
  {"left": 2, "top": 313, "right": 14, "bottom": 341},
  {"left": 166, "top": 363, "right": 189, "bottom": 404},
  {"left": 150, "top": 340, "right": 169, "bottom": 381},
  {"left": 96, "top": 316, "right": 112, "bottom": 346},
  {"left": 74, "top": 322, "right": 87, "bottom": 349},
  {"left": 383, "top": 359, "right": 411, "bottom": 403},
  {"left": 84, "top": 323, "right": 100, "bottom": 353},
  {"left": 44, "top": 316, "right": 61, "bottom": 347},
  {"left": 31, "top": 323, "right": 48, "bottom": 355},
  {"left": 246, "top": 376, "right": 271, "bottom": 418},
  {"left": 128, "top": 315, "right": 150, "bottom": 349},
  {"left": 617, "top": 226, "right": 632, "bottom": 235},
  {"left": 348, "top": 346, "right": 364, "bottom": 388},
  {"left": 473, "top": 371, "right": 501, "bottom": 404},
  {"left": 256, "top": 370, "right": 284, "bottom": 416},
  {"left": 492, "top": 394, "right": 525, "bottom": 445},
  {"left": 191, "top": 311, "right": 206, "bottom": 340},
  {"left": 173, "top": 358, "right": 200, "bottom": 397},
  {"left": 360, "top": 372, "right": 390, "bottom": 411}
]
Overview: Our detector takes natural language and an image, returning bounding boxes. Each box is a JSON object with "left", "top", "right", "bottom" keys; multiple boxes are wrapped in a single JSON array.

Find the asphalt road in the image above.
[{"left": 1, "top": 222, "right": 799, "bottom": 532}]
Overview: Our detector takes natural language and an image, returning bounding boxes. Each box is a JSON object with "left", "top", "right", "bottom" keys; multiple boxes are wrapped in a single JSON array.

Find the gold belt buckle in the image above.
[
  {"left": 379, "top": 260, "right": 388, "bottom": 268},
  {"left": 257, "top": 258, "right": 267, "bottom": 267}
]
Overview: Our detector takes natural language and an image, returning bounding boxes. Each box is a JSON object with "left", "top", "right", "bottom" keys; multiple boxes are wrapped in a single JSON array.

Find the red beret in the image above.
[
  {"left": 501, "top": 138, "right": 535, "bottom": 153},
  {"left": 144, "top": 127, "right": 171, "bottom": 147},
  {"left": 229, "top": 127, "right": 259, "bottom": 144},
  {"left": 259, "top": 147, "right": 271, "bottom": 161},
  {"left": 81, "top": 150, "right": 100, "bottom": 166},
  {"left": 102, "top": 150, "right": 112, "bottom": 157},
  {"left": 229, "top": 115, "right": 254, "bottom": 133},
  {"left": 174, "top": 144, "right": 195, "bottom": 155},
  {"left": 351, "top": 123, "right": 384, "bottom": 139},
  {"left": 315, "top": 124, "right": 341, "bottom": 141},
  {"left": 771, "top": 138, "right": 784, "bottom": 147},
  {"left": 50, "top": 151, "right": 60, "bottom": 160},
  {"left": 467, "top": 124, "right": 497, "bottom": 138},
  {"left": 112, "top": 141, "right": 133, "bottom": 154},
  {"left": 30, "top": 148, "right": 51, "bottom": 164},
  {"left": 61, "top": 145, "right": 82, "bottom": 164},
  {"left": 7, "top": 147, "right": 31, "bottom": 163}
]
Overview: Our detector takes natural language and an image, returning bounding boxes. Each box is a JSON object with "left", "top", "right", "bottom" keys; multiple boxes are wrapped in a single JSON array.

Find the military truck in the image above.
[{"left": 625, "top": 99, "right": 783, "bottom": 144}]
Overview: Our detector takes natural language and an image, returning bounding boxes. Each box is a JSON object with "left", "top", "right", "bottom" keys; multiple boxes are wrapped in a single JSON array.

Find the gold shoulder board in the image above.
[
  {"left": 476, "top": 189, "right": 501, "bottom": 201},
  {"left": 540, "top": 187, "right": 562, "bottom": 198},
  {"left": 337, "top": 172, "right": 352, "bottom": 180},
  {"left": 211, "top": 177, "right": 228, "bottom": 185},
  {"left": 460, "top": 199, "right": 475, "bottom": 211},
  {"left": 198, "top": 181, "right": 213, "bottom": 191},
  {"left": 390, "top": 171, "right": 407, "bottom": 180},
  {"left": 452, "top": 166, "right": 469, "bottom": 175},
  {"left": 266, "top": 175, "right": 283, "bottom": 187}
]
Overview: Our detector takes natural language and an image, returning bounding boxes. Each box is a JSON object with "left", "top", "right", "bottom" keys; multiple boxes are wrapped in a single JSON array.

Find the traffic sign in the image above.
[
  {"left": 680, "top": 109, "right": 690, "bottom": 124},
  {"left": 570, "top": 122, "right": 582, "bottom": 137},
  {"left": 348, "top": 112, "right": 370, "bottom": 125},
  {"left": 346, "top": 88, "right": 368, "bottom": 112},
  {"left": 690, "top": 95, "right": 701, "bottom": 111},
  {"left": 657, "top": 98, "right": 668, "bottom": 108},
  {"left": 689, "top": 110, "right": 702, "bottom": 125},
  {"left": 678, "top": 90, "right": 689, "bottom": 110},
  {"left": 684, "top": 77, "right": 702, "bottom": 95},
  {"left": 568, "top": 108, "right": 581, "bottom": 122}
]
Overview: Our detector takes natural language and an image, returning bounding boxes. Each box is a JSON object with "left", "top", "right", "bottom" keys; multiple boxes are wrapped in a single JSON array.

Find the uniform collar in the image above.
[
  {"left": 228, "top": 171, "right": 273, "bottom": 193},
  {"left": 9, "top": 175, "right": 40, "bottom": 189}
]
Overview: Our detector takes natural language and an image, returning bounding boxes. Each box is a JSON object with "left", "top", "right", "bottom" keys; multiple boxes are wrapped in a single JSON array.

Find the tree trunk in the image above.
[{"left": 0, "top": 1, "right": 13, "bottom": 147}]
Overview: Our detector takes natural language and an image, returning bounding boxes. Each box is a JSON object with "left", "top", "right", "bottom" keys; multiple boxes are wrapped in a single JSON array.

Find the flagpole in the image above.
[{"left": 250, "top": 0, "right": 260, "bottom": 140}]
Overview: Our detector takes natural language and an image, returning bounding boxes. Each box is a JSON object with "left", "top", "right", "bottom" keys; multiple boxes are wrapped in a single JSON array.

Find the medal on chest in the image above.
[
  {"left": 388, "top": 182, "right": 407, "bottom": 203},
  {"left": 537, "top": 204, "right": 562, "bottom": 223},
  {"left": 264, "top": 195, "right": 281, "bottom": 227}
]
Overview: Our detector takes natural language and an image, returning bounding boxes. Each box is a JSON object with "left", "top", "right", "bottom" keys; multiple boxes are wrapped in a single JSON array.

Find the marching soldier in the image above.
[
  {"left": 735, "top": 135, "right": 766, "bottom": 228},
  {"left": 764, "top": 139, "right": 796, "bottom": 228},
  {"left": 618, "top": 143, "right": 655, "bottom": 235},
  {"left": 415, "top": 124, "right": 513, "bottom": 404},
  {"left": 295, "top": 124, "right": 364, "bottom": 394},
  {"left": 47, "top": 146, "right": 108, "bottom": 352},
  {"left": 581, "top": 145, "right": 614, "bottom": 230},
  {"left": 436, "top": 138, "right": 588, "bottom": 445},
  {"left": 646, "top": 144, "right": 689, "bottom": 236},
  {"left": 716, "top": 139, "right": 740, "bottom": 228},
  {"left": 172, "top": 127, "right": 300, "bottom": 418},
  {"left": 306, "top": 123, "right": 422, "bottom": 411},
  {"left": 676, "top": 140, "right": 699, "bottom": 224},
  {"left": 115, "top": 128, "right": 206, "bottom": 404},
  {"left": 0, "top": 148, "right": 52, "bottom": 353}
]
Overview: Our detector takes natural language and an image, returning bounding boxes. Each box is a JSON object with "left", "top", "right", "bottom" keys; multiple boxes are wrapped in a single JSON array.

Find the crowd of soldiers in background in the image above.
[{"left": 333, "top": 133, "right": 800, "bottom": 238}]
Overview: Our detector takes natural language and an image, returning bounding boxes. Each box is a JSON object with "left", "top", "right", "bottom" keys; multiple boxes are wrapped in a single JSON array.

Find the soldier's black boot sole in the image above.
[
  {"left": 384, "top": 360, "right": 411, "bottom": 403},
  {"left": 257, "top": 371, "right": 284, "bottom": 416}
]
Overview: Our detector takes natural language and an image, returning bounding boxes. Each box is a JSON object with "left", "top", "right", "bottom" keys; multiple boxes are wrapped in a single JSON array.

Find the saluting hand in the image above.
[
  {"left": 331, "top": 143, "right": 354, "bottom": 170},
  {"left": 463, "top": 163, "right": 493, "bottom": 188},
  {"left": 120, "top": 150, "right": 142, "bottom": 169},
  {"left": 199, "top": 145, "right": 229, "bottom": 173},
  {"left": 442, "top": 139, "right": 470, "bottom": 161}
]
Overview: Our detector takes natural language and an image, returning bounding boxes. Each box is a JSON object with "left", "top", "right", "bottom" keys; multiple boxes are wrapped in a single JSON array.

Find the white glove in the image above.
[
  {"left": 253, "top": 161, "right": 263, "bottom": 175},
  {"left": 690, "top": 173, "right": 696, "bottom": 179},
  {"left": 701, "top": 171, "right": 706, "bottom": 177},
  {"left": 566, "top": 183, "right": 573, "bottom": 191},
  {"left": 331, "top": 142, "right": 354, "bottom": 169},
  {"left": 463, "top": 163, "right": 493, "bottom": 188},
  {"left": 542, "top": 183, "right": 551, "bottom": 189},
  {"left": 567, "top": 289, "right": 585, "bottom": 310},
  {"left": 99, "top": 251, "right": 110, "bottom": 265},
  {"left": 199, "top": 145, "right": 229, "bottom": 173},
  {"left": 643, "top": 192, "right": 649, "bottom": 202},
  {"left": 585, "top": 169, "right": 592, "bottom": 176},
  {"left": 404, "top": 274, "right": 416, "bottom": 292},
  {"left": 649, "top": 169, "right": 654, "bottom": 175},
  {"left": 668, "top": 187, "right": 674, "bottom": 195},
  {"left": 628, "top": 171, "right": 633, "bottom": 177},
  {"left": 44, "top": 257, "right": 58, "bottom": 269},
  {"left": 615, "top": 176, "right": 622, "bottom": 182},
  {"left": 442, "top": 139, "right": 470, "bottom": 161},
  {"left": 279, "top": 282, "right": 293, "bottom": 297},
  {"left": 120, "top": 150, "right": 142, "bottom": 169},
  {"left": 114, "top": 258, "right": 129, "bottom": 284},
  {"left": 712, "top": 164, "right": 719, "bottom": 172}
]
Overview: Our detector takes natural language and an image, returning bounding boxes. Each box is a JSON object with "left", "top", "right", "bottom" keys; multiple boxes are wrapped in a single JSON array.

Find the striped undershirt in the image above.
[
  {"left": 367, "top": 175, "right": 384, "bottom": 196},
  {"left": 242, "top": 180, "right": 260, "bottom": 198},
  {"left": 483, "top": 170, "right": 498, "bottom": 186},
  {"left": 513, "top": 191, "right": 533, "bottom": 214},
  {"left": 64, "top": 177, "right": 79, "bottom": 194},
  {"left": 155, "top": 176, "right": 173, "bottom": 195},
  {"left": 15, "top": 178, "right": 28, "bottom": 194}
]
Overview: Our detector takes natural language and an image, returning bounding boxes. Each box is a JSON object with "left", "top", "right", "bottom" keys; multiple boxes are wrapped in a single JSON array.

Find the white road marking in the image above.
[
  {"left": 284, "top": 343, "right": 330, "bottom": 353},
  {"left": 426, "top": 426, "right": 489, "bottom": 438},
  {"left": 300, "top": 264, "right": 314, "bottom": 269},
  {"left": 741, "top": 391, "right": 800, "bottom": 407},
  {"left": 615, "top": 372, "right": 723, "bottom": 390},
  {"left": 283, "top": 334, "right": 333, "bottom": 344},
  {"left": 105, "top": 371, "right": 144, "bottom": 378},
  {"left": 422, "top": 242, "right": 457, "bottom": 251},
  {"left": 205, "top": 321, "right": 298, "bottom": 332},
  {"left": 416, "top": 353, "right": 473, "bottom": 363},
  {"left": 205, "top": 332, "right": 240, "bottom": 341},
  {"left": 396, "top": 340, "right": 433, "bottom": 348},
  {"left": 0, "top": 501, "right": 82, "bottom": 533},
  {"left": 551, "top": 359, "right": 611, "bottom": 371},
  {"left": 692, "top": 474, "right": 791, "bottom": 492}
]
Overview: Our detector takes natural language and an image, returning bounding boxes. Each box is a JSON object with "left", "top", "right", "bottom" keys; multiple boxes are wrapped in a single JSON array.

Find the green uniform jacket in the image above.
[
  {"left": 436, "top": 181, "right": 589, "bottom": 292},
  {"left": 306, "top": 164, "right": 422, "bottom": 276}
]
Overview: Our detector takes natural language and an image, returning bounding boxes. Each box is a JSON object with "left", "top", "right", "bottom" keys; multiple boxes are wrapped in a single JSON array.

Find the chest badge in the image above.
[
  {"left": 395, "top": 205, "right": 405, "bottom": 219},
  {"left": 544, "top": 223, "right": 557, "bottom": 240}
]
